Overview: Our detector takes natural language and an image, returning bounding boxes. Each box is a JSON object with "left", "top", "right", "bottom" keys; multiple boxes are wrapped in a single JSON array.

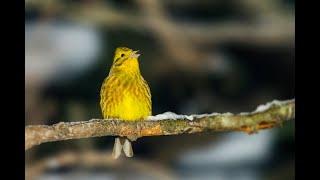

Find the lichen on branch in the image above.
[{"left": 25, "top": 99, "right": 295, "bottom": 150}]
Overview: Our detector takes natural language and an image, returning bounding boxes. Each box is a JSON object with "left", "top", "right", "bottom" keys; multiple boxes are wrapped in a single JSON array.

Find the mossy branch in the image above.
[{"left": 25, "top": 99, "right": 295, "bottom": 151}]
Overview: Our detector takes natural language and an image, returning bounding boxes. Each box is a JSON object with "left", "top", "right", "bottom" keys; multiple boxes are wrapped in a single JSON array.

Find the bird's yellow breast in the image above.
[{"left": 100, "top": 74, "right": 151, "bottom": 121}]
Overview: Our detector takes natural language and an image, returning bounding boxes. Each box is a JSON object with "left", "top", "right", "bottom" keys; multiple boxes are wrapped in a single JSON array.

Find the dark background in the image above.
[{"left": 25, "top": 0, "right": 294, "bottom": 180}]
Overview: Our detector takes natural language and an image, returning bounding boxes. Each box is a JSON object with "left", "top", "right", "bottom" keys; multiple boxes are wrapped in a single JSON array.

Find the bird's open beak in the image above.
[{"left": 131, "top": 50, "right": 140, "bottom": 58}]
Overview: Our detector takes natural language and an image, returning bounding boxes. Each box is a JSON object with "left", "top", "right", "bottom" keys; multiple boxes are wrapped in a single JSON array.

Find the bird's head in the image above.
[{"left": 111, "top": 47, "right": 141, "bottom": 73}]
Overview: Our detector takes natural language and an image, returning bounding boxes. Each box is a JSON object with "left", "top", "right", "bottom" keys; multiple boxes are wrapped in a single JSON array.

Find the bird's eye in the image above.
[{"left": 120, "top": 54, "right": 125, "bottom": 57}]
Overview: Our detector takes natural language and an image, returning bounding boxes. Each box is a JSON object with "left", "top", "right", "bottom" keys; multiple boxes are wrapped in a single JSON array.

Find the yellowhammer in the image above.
[{"left": 100, "top": 47, "right": 152, "bottom": 159}]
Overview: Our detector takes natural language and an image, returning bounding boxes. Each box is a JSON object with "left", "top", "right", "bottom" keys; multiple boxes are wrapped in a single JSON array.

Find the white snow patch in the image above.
[
  {"left": 239, "top": 99, "right": 293, "bottom": 115},
  {"left": 190, "top": 113, "right": 219, "bottom": 119},
  {"left": 147, "top": 112, "right": 233, "bottom": 121},
  {"left": 147, "top": 112, "right": 195, "bottom": 121},
  {"left": 147, "top": 99, "right": 292, "bottom": 121},
  {"left": 254, "top": 99, "right": 288, "bottom": 113}
]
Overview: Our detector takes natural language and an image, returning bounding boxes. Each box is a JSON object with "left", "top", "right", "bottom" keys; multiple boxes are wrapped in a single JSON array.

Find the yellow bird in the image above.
[{"left": 100, "top": 47, "right": 152, "bottom": 159}]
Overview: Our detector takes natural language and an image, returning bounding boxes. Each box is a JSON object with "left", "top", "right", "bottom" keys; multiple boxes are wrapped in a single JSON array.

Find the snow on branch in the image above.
[{"left": 25, "top": 99, "right": 295, "bottom": 150}]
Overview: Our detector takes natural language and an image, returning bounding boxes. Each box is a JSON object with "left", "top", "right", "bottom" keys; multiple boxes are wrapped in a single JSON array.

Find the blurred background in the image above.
[{"left": 25, "top": 0, "right": 295, "bottom": 180}]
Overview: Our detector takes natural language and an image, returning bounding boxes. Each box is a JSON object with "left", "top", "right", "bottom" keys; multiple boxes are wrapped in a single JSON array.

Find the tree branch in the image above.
[
  {"left": 26, "top": 150, "right": 177, "bottom": 180},
  {"left": 25, "top": 99, "right": 295, "bottom": 151}
]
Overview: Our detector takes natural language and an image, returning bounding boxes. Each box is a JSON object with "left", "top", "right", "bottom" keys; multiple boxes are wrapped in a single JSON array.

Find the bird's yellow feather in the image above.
[{"left": 100, "top": 47, "right": 151, "bottom": 121}]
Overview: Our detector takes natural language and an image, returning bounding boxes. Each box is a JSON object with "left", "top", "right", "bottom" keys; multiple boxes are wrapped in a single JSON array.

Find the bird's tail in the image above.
[{"left": 112, "top": 137, "right": 134, "bottom": 159}]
